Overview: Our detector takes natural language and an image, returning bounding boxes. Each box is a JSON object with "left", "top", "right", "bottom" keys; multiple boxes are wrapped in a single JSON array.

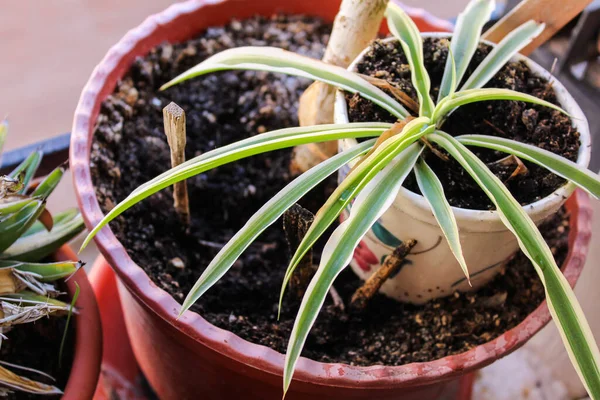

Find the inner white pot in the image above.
[{"left": 335, "top": 34, "right": 591, "bottom": 304}]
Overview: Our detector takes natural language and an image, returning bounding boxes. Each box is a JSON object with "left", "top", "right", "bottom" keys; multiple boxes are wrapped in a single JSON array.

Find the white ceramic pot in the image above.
[{"left": 335, "top": 34, "right": 591, "bottom": 304}]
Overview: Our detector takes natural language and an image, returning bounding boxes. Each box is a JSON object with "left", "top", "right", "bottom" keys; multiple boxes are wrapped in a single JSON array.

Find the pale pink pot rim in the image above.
[{"left": 70, "top": 0, "right": 592, "bottom": 390}]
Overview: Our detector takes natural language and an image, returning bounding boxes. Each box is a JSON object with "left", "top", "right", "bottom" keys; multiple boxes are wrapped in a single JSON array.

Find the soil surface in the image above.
[
  {"left": 1, "top": 300, "right": 74, "bottom": 399},
  {"left": 92, "top": 16, "right": 570, "bottom": 366},
  {"left": 348, "top": 38, "right": 581, "bottom": 209}
]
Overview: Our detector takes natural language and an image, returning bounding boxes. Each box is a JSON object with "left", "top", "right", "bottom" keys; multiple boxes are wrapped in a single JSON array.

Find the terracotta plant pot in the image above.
[
  {"left": 70, "top": 0, "right": 591, "bottom": 399},
  {"left": 51, "top": 245, "right": 103, "bottom": 400},
  {"left": 335, "top": 34, "right": 592, "bottom": 304}
]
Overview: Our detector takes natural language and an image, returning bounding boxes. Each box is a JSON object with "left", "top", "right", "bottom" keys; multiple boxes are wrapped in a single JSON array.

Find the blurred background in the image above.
[{"left": 3, "top": 1, "right": 600, "bottom": 399}]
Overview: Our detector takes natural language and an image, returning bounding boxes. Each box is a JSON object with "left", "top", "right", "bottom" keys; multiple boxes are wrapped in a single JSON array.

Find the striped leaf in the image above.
[
  {"left": 461, "top": 20, "right": 545, "bottom": 91},
  {"left": 283, "top": 143, "right": 424, "bottom": 395},
  {"left": 432, "top": 88, "right": 568, "bottom": 123},
  {"left": 81, "top": 123, "right": 391, "bottom": 251},
  {"left": 385, "top": 2, "right": 435, "bottom": 116},
  {"left": 429, "top": 131, "right": 600, "bottom": 398},
  {"left": 179, "top": 139, "right": 376, "bottom": 315},
  {"left": 457, "top": 135, "right": 600, "bottom": 199},
  {"left": 438, "top": 0, "right": 495, "bottom": 102},
  {"left": 278, "top": 118, "right": 433, "bottom": 311},
  {"left": 161, "top": 47, "right": 408, "bottom": 119},
  {"left": 414, "top": 158, "right": 469, "bottom": 282}
]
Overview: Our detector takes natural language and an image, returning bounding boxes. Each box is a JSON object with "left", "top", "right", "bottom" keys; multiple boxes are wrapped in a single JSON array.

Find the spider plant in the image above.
[
  {"left": 83, "top": 0, "right": 600, "bottom": 397},
  {"left": 0, "top": 119, "right": 85, "bottom": 395}
]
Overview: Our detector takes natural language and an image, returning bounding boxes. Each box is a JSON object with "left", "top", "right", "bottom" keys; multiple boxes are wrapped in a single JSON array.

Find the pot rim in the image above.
[
  {"left": 335, "top": 34, "right": 592, "bottom": 229},
  {"left": 70, "top": 0, "right": 592, "bottom": 390}
]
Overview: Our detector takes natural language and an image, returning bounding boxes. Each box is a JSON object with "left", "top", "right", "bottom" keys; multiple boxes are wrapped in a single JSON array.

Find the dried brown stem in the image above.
[
  {"left": 487, "top": 154, "right": 529, "bottom": 183},
  {"left": 163, "top": 102, "right": 190, "bottom": 226},
  {"left": 358, "top": 74, "right": 420, "bottom": 114},
  {"left": 351, "top": 239, "right": 417, "bottom": 311},
  {"left": 283, "top": 204, "right": 316, "bottom": 298}
]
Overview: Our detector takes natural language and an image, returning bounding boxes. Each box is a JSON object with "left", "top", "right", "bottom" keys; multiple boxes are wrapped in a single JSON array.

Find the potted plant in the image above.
[
  {"left": 0, "top": 120, "right": 102, "bottom": 398},
  {"left": 72, "top": 0, "right": 597, "bottom": 399}
]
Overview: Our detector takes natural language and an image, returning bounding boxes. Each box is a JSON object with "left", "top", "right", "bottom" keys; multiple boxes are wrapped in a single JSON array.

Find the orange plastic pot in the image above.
[
  {"left": 52, "top": 245, "right": 102, "bottom": 400},
  {"left": 70, "top": 0, "right": 591, "bottom": 399}
]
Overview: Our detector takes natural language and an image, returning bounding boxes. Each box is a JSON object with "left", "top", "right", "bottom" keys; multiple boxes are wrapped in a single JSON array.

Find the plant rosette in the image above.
[{"left": 335, "top": 34, "right": 591, "bottom": 304}]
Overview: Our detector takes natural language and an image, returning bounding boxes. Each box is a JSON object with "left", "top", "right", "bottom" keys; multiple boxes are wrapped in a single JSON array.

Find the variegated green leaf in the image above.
[
  {"left": 0, "top": 260, "right": 81, "bottom": 282},
  {"left": 432, "top": 88, "right": 568, "bottom": 123},
  {"left": 283, "top": 142, "right": 423, "bottom": 394},
  {"left": 385, "top": 2, "right": 435, "bottom": 116},
  {"left": 2, "top": 213, "right": 84, "bottom": 262},
  {"left": 179, "top": 139, "right": 376, "bottom": 315},
  {"left": 414, "top": 158, "right": 469, "bottom": 282},
  {"left": 31, "top": 162, "right": 66, "bottom": 199},
  {"left": 81, "top": 123, "right": 391, "bottom": 251},
  {"left": 461, "top": 20, "right": 545, "bottom": 91},
  {"left": 430, "top": 131, "right": 600, "bottom": 399},
  {"left": 457, "top": 135, "right": 600, "bottom": 199},
  {"left": 161, "top": 47, "right": 408, "bottom": 119},
  {"left": 438, "top": 0, "right": 495, "bottom": 102},
  {"left": 279, "top": 118, "right": 434, "bottom": 311},
  {"left": 0, "top": 200, "right": 45, "bottom": 253}
]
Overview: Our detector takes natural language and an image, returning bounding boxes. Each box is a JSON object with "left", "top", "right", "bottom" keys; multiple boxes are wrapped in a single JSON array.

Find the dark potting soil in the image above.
[
  {"left": 347, "top": 38, "right": 581, "bottom": 210},
  {"left": 1, "top": 303, "right": 74, "bottom": 399},
  {"left": 91, "top": 16, "right": 568, "bottom": 366}
]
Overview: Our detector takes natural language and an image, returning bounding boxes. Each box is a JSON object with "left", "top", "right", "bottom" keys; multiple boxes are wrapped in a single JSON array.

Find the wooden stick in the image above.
[
  {"left": 283, "top": 204, "right": 316, "bottom": 298},
  {"left": 351, "top": 239, "right": 417, "bottom": 311},
  {"left": 483, "top": 0, "right": 592, "bottom": 55},
  {"left": 163, "top": 102, "right": 190, "bottom": 225}
]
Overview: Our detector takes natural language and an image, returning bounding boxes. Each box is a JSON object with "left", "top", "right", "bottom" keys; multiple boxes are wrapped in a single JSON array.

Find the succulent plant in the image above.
[
  {"left": 84, "top": 0, "right": 600, "bottom": 397},
  {"left": 0, "top": 119, "right": 85, "bottom": 396}
]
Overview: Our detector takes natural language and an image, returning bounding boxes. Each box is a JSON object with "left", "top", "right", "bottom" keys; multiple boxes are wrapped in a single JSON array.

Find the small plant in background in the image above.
[
  {"left": 84, "top": 0, "right": 600, "bottom": 397},
  {"left": 0, "top": 119, "right": 85, "bottom": 395}
]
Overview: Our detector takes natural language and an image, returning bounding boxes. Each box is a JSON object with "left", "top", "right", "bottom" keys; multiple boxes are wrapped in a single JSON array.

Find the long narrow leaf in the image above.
[
  {"left": 2, "top": 214, "right": 84, "bottom": 262},
  {"left": 0, "top": 365, "right": 61, "bottom": 395},
  {"left": 22, "top": 208, "right": 80, "bottom": 237},
  {"left": 283, "top": 143, "right": 424, "bottom": 394},
  {"left": 81, "top": 123, "right": 391, "bottom": 251},
  {"left": 385, "top": 2, "right": 435, "bottom": 116},
  {"left": 437, "top": 0, "right": 495, "bottom": 102},
  {"left": 414, "top": 158, "right": 469, "bottom": 282},
  {"left": 0, "top": 260, "right": 80, "bottom": 282},
  {"left": 457, "top": 135, "right": 600, "bottom": 198},
  {"left": 31, "top": 162, "right": 66, "bottom": 198},
  {"left": 179, "top": 139, "right": 376, "bottom": 314},
  {"left": 161, "top": 47, "right": 408, "bottom": 119},
  {"left": 433, "top": 88, "right": 568, "bottom": 123},
  {"left": 462, "top": 20, "right": 545, "bottom": 91},
  {"left": 430, "top": 131, "right": 600, "bottom": 398},
  {"left": 279, "top": 119, "right": 433, "bottom": 310},
  {"left": 0, "top": 201, "right": 45, "bottom": 253}
]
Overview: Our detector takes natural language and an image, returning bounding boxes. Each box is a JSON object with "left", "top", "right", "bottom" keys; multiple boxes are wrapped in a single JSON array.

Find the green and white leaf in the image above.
[
  {"left": 457, "top": 135, "right": 600, "bottom": 199},
  {"left": 432, "top": 88, "right": 568, "bottom": 123},
  {"left": 0, "top": 260, "right": 80, "bottom": 282},
  {"left": 81, "top": 123, "right": 391, "bottom": 251},
  {"left": 161, "top": 47, "right": 408, "bottom": 119},
  {"left": 461, "top": 20, "right": 545, "bottom": 91},
  {"left": 283, "top": 142, "right": 423, "bottom": 394},
  {"left": 414, "top": 158, "right": 469, "bottom": 282},
  {"left": 429, "top": 131, "right": 600, "bottom": 398},
  {"left": 385, "top": 2, "right": 435, "bottom": 116},
  {"left": 438, "top": 0, "right": 495, "bottom": 101},
  {"left": 279, "top": 118, "right": 433, "bottom": 310},
  {"left": 179, "top": 139, "right": 376, "bottom": 315}
]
